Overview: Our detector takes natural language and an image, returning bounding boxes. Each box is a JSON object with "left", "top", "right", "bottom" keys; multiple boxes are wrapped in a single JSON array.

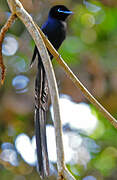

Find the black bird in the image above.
[{"left": 31, "top": 5, "right": 73, "bottom": 179}]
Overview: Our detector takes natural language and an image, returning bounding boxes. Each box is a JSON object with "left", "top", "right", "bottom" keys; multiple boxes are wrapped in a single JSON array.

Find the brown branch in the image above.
[
  {"left": 0, "top": 13, "right": 16, "bottom": 84},
  {"left": 3, "top": 2, "right": 116, "bottom": 130},
  {"left": 3, "top": 0, "right": 117, "bottom": 178},
  {"left": 7, "top": 0, "right": 76, "bottom": 179},
  {"left": 35, "top": 23, "right": 117, "bottom": 129}
]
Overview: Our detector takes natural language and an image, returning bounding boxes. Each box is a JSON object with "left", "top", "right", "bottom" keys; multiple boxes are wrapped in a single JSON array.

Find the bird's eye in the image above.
[{"left": 58, "top": 8, "right": 63, "bottom": 13}]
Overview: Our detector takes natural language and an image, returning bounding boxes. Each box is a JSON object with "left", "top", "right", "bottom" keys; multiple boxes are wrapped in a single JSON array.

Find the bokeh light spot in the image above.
[
  {"left": 0, "top": 149, "right": 18, "bottom": 166},
  {"left": 12, "top": 75, "right": 29, "bottom": 93},
  {"left": 2, "top": 36, "right": 18, "bottom": 56},
  {"left": 1, "top": 142, "right": 14, "bottom": 150},
  {"left": 9, "top": 56, "right": 28, "bottom": 73},
  {"left": 15, "top": 133, "right": 36, "bottom": 166},
  {"left": 50, "top": 95, "right": 98, "bottom": 135},
  {"left": 83, "top": 176, "right": 97, "bottom": 180},
  {"left": 83, "top": 0, "right": 101, "bottom": 12},
  {"left": 81, "top": 13, "right": 95, "bottom": 28}
]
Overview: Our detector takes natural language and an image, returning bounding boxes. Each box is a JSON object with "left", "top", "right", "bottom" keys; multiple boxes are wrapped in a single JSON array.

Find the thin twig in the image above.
[
  {"left": 0, "top": 13, "right": 16, "bottom": 84},
  {"left": 7, "top": 0, "right": 75, "bottom": 179},
  {"left": 35, "top": 24, "right": 117, "bottom": 129}
]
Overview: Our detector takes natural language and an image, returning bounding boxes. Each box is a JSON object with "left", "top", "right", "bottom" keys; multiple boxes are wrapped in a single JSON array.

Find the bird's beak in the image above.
[
  {"left": 58, "top": 9, "right": 74, "bottom": 15},
  {"left": 63, "top": 10, "right": 74, "bottom": 15}
]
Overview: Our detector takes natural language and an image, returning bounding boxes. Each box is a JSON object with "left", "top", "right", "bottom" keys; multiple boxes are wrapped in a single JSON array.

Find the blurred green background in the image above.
[{"left": 1, "top": 0, "right": 117, "bottom": 179}]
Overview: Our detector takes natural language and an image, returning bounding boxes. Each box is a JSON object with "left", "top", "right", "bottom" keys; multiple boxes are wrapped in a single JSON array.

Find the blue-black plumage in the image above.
[{"left": 31, "top": 5, "right": 73, "bottom": 179}]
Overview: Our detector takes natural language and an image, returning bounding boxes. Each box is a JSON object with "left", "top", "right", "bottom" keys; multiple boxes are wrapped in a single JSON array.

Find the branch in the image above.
[
  {"left": 7, "top": 0, "right": 75, "bottom": 179},
  {"left": 0, "top": 13, "right": 16, "bottom": 84},
  {"left": 35, "top": 24, "right": 117, "bottom": 129},
  {"left": 1, "top": 0, "right": 117, "bottom": 178}
]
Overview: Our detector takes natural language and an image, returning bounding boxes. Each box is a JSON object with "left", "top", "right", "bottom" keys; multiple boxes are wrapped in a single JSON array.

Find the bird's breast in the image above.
[{"left": 42, "top": 18, "right": 67, "bottom": 50}]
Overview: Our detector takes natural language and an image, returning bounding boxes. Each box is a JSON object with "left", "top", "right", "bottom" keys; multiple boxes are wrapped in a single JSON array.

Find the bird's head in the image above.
[{"left": 49, "top": 5, "right": 73, "bottom": 21}]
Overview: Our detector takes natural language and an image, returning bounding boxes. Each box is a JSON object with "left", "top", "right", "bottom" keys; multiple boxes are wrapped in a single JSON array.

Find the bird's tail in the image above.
[{"left": 35, "top": 56, "right": 49, "bottom": 178}]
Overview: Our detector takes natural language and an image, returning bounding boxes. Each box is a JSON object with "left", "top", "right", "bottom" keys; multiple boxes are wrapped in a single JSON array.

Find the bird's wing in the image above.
[
  {"left": 30, "top": 20, "right": 49, "bottom": 67},
  {"left": 30, "top": 20, "right": 53, "bottom": 67}
]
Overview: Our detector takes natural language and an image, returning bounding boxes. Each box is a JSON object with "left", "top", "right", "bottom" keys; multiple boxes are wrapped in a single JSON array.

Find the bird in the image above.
[{"left": 31, "top": 5, "right": 73, "bottom": 179}]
